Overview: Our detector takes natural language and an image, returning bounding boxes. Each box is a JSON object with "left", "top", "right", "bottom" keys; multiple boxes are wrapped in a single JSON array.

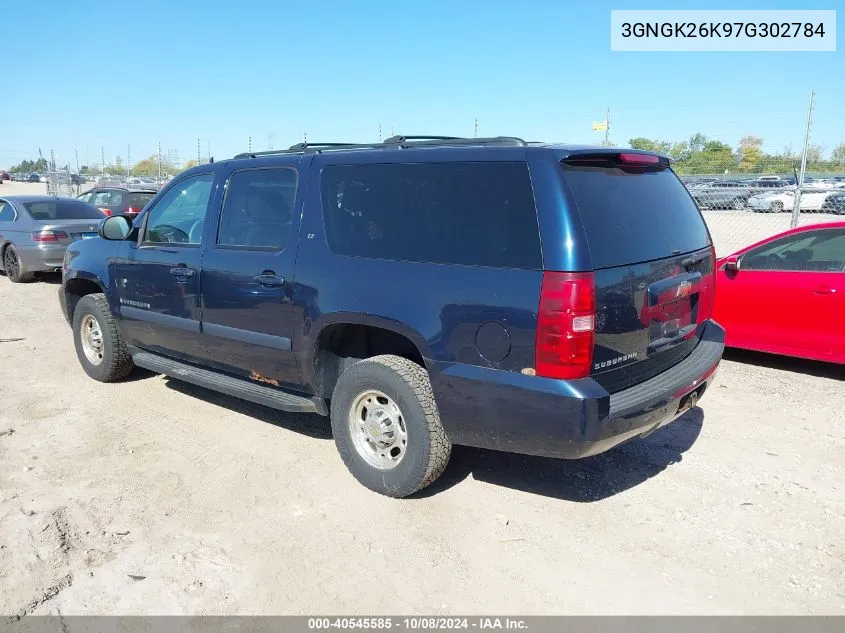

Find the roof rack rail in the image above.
[
  {"left": 383, "top": 135, "right": 463, "bottom": 144},
  {"left": 383, "top": 135, "right": 527, "bottom": 148},
  {"left": 232, "top": 135, "right": 528, "bottom": 159},
  {"left": 287, "top": 142, "right": 359, "bottom": 151}
]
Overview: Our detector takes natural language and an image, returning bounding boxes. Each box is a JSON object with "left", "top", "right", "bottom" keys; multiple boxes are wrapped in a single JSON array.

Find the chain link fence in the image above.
[{"left": 682, "top": 170, "right": 845, "bottom": 256}]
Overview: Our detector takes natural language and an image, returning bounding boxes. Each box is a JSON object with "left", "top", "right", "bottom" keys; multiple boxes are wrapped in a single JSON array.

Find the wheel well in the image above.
[
  {"left": 64, "top": 278, "right": 104, "bottom": 322},
  {"left": 313, "top": 324, "right": 425, "bottom": 399}
]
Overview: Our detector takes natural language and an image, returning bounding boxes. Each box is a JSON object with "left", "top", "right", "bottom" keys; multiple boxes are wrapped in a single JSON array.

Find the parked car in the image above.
[
  {"left": 77, "top": 187, "right": 156, "bottom": 217},
  {"left": 58, "top": 137, "right": 725, "bottom": 497},
  {"left": 689, "top": 181, "right": 755, "bottom": 210},
  {"left": 713, "top": 222, "right": 845, "bottom": 363},
  {"left": 27, "top": 173, "right": 43, "bottom": 183},
  {"left": 821, "top": 191, "right": 845, "bottom": 214},
  {"left": 748, "top": 188, "right": 835, "bottom": 213},
  {"left": 0, "top": 195, "right": 106, "bottom": 283},
  {"left": 0, "top": 172, "right": 10, "bottom": 182},
  {"left": 70, "top": 173, "right": 87, "bottom": 186}
]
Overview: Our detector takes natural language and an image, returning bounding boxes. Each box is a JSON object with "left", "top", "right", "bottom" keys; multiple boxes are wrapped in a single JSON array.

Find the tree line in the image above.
[
  {"left": 629, "top": 134, "right": 845, "bottom": 175},
  {"left": 6, "top": 155, "right": 200, "bottom": 177}
]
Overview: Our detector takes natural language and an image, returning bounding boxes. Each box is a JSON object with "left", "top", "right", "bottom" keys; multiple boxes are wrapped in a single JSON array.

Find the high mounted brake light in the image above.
[{"left": 618, "top": 153, "right": 661, "bottom": 165}]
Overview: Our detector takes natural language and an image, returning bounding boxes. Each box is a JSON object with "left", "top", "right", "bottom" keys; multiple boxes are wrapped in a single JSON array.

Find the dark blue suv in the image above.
[{"left": 59, "top": 135, "right": 725, "bottom": 497}]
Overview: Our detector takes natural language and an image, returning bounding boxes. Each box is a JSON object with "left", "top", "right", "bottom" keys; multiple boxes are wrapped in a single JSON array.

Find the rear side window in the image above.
[
  {"left": 561, "top": 160, "right": 711, "bottom": 269},
  {"left": 0, "top": 202, "right": 15, "bottom": 222},
  {"left": 321, "top": 162, "right": 541, "bottom": 269},
  {"left": 24, "top": 201, "right": 105, "bottom": 220}
]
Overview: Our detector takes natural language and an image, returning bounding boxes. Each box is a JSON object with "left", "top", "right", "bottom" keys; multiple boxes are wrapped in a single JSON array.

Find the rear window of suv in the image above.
[
  {"left": 321, "top": 162, "right": 541, "bottom": 269},
  {"left": 560, "top": 157, "right": 711, "bottom": 270},
  {"left": 129, "top": 192, "right": 155, "bottom": 208}
]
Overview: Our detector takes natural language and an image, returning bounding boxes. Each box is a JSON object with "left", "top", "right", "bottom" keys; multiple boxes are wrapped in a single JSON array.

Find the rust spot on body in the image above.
[{"left": 250, "top": 370, "right": 280, "bottom": 387}]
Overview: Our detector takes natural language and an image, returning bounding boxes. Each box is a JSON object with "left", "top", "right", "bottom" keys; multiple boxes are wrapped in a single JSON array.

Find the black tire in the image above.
[
  {"left": 330, "top": 354, "right": 451, "bottom": 498},
  {"left": 731, "top": 197, "right": 746, "bottom": 210},
  {"left": 771, "top": 200, "right": 784, "bottom": 213},
  {"left": 3, "top": 245, "right": 35, "bottom": 283},
  {"left": 72, "top": 293, "right": 134, "bottom": 382}
]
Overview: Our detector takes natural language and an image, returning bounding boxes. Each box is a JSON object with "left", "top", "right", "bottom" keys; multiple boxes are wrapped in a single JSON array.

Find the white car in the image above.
[{"left": 748, "top": 188, "right": 835, "bottom": 213}]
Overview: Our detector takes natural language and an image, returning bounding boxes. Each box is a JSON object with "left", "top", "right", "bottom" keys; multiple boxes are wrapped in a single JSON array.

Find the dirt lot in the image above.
[{"left": 1, "top": 267, "right": 845, "bottom": 616}]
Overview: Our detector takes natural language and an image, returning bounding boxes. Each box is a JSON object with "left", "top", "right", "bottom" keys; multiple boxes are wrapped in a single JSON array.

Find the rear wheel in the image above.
[
  {"left": 330, "top": 355, "right": 451, "bottom": 497},
  {"left": 770, "top": 200, "right": 784, "bottom": 213},
  {"left": 731, "top": 197, "right": 746, "bottom": 210},
  {"left": 72, "top": 293, "right": 134, "bottom": 382},
  {"left": 3, "top": 245, "right": 34, "bottom": 283}
]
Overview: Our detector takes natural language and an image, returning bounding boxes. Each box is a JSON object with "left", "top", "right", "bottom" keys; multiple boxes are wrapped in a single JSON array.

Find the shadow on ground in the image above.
[
  {"left": 142, "top": 369, "right": 702, "bottom": 500},
  {"left": 417, "top": 407, "right": 704, "bottom": 501},
  {"left": 34, "top": 272, "right": 63, "bottom": 285},
  {"left": 724, "top": 348, "right": 844, "bottom": 380},
  {"left": 162, "top": 377, "right": 332, "bottom": 440}
]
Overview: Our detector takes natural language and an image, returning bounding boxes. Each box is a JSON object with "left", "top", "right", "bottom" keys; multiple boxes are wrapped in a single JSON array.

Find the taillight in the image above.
[
  {"left": 31, "top": 230, "right": 68, "bottom": 243},
  {"left": 124, "top": 207, "right": 139, "bottom": 214},
  {"left": 535, "top": 271, "right": 596, "bottom": 380},
  {"left": 98, "top": 208, "right": 112, "bottom": 216}
]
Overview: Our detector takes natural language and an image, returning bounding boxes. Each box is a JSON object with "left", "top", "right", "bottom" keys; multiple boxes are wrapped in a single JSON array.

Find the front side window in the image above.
[
  {"left": 145, "top": 174, "right": 214, "bottom": 245},
  {"left": 742, "top": 229, "right": 845, "bottom": 272},
  {"left": 217, "top": 168, "right": 297, "bottom": 249},
  {"left": 320, "top": 162, "right": 541, "bottom": 269}
]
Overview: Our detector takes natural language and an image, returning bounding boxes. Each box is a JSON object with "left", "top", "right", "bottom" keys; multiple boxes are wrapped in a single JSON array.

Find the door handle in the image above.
[
  {"left": 170, "top": 266, "right": 195, "bottom": 278},
  {"left": 253, "top": 271, "right": 285, "bottom": 287},
  {"left": 813, "top": 285, "right": 835, "bottom": 295}
]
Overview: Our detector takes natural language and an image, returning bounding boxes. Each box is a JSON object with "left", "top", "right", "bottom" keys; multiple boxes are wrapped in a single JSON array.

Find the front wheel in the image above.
[
  {"left": 770, "top": 200, "right": 784, "bottom": 213},
  {"left": 72, "top": 293, "right": 134, "bottom": 382},
  {"left": 731, "top": 197, "right": 747, "bottom": 210},
  {"left": 330, "top": 355, "right": 451, "bottom": 497}
]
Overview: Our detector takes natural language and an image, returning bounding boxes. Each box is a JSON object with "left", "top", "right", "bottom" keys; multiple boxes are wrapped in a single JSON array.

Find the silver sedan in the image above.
[{"left": 0, "top": 195, "right": 106, "bottom": 283}]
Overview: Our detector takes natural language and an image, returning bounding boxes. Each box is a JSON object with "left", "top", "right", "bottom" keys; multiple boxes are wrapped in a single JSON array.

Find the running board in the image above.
[{"left": 131, "top": 351, "right": 328, "bottom": 415}]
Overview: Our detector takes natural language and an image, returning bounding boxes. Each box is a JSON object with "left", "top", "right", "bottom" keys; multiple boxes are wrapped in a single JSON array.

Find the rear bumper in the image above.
[
  {"left": 430, "top": 320, "right": 725, "bottom": 459},
  {"left": 16, "top": 243, "right": 67, "bottom": 272}
]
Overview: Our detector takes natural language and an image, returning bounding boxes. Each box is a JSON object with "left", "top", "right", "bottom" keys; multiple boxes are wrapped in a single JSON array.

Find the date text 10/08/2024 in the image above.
[{"left": 308, "top": 618, "right": 529, "bottom": 630}]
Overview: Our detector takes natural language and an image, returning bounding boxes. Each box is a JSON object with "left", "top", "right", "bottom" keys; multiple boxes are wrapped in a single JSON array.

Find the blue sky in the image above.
[{"left": 1, "top": 0, "right": 841, "bottom": 169}]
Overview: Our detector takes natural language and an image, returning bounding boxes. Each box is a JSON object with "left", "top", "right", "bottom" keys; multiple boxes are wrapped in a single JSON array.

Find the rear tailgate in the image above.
[{"left": 559, "top": 151, "right": 715, "bottom": 393}]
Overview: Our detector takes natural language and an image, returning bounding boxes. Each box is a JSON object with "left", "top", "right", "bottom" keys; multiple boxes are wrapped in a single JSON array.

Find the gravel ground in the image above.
[{"left": 1, "top": 272, "right": 844, "bottom": 616}]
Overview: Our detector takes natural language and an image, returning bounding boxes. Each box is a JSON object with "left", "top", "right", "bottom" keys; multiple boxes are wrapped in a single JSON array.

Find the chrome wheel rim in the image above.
[
  {"left": 348, "top": 390, "right": 407, "bottom": 470},
  {"left": 80, "top": 314, "right": 105, "bottom": 366},
  {"left": 4, "top": 249, "right": 18, "bottom": 278}
]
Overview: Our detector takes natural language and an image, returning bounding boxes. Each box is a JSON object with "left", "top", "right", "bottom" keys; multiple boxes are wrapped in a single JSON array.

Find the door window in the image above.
[
  {"left": 217, "top": 167, "right": 297, "bottom": 250},
  {"left": 742, "top": 229, "right": 845, "bottom": 272},
  {"left": 144, "top": 174, "right": 214, "bottom": 245}
]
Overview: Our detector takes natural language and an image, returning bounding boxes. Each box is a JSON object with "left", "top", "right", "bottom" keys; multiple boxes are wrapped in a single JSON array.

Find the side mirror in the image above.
[
  {"left": 100, "top": 215, "right": 133, "bottom": 240},
  {"left": 723, "top": 256, "right": 740, "bottom": 273}
]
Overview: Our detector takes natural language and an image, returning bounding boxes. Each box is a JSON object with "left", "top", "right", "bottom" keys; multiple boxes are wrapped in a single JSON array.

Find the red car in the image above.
[{"left": 713, "top": 222, "right": 845, "bottom": 363}]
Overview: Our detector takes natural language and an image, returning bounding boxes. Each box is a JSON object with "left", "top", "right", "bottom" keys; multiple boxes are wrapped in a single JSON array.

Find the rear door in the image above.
[
  {"left": 715, "top": 228, "right": 845, "bottom": 360},
  {"left": 559, "top": 152, "right": 715, "bottom": 393},
  {"left": 200, "top": 161, "right": 306, "bottom": 389}
]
